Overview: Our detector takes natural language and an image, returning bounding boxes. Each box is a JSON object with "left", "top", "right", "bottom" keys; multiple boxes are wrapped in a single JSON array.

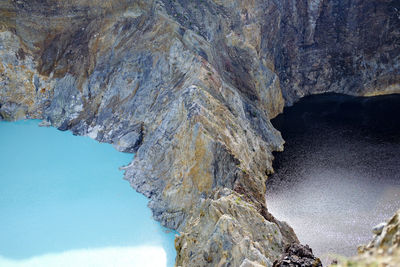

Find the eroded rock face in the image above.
[
  {"left": 275, "top": 0, "right": 400, "bottom": 105},
  {"left": 0, "top": 0, "right": 399, "bottom": 266},
  {"left": 175, "top": 191, "right": 286, "bottom": 266}
]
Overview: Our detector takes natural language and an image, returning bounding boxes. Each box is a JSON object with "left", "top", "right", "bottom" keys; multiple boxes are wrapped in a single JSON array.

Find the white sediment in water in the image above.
[{"left": 0, "top": 247, "right": 166, "bottom": 267}]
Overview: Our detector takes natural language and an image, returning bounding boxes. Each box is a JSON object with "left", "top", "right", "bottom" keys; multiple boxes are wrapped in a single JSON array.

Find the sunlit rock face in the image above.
[{"left": 0, "top": 0, "right": 399, "bottom": 266}]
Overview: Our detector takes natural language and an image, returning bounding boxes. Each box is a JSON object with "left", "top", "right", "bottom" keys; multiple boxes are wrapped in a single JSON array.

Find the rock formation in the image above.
[
  {"left": 333, "top": 209, "right": 400, "bottom": 267},
  {"left": 272, "top": 243, "right": 322, "bottom": 267},
  {"left": 0, "top": 0, "right": 399, "bottom": 266}
]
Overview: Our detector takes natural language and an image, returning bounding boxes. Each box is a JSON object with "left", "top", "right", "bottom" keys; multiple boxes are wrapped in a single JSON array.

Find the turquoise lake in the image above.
[{"left": 0, "top": 120, "right": 176, "bottom": 267}]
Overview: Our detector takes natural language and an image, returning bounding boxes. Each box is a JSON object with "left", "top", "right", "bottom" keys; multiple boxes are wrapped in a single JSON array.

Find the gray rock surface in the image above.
[{"left": 373, "top": 223, "right": 387, "bottom": 236}]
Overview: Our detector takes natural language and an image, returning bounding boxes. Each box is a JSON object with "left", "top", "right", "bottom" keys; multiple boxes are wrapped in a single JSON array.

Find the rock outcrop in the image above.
[
  {"left": 1, "top": 0, "right": 399, "bottom": 266},
  {"left": 272, "top": 243, "right": 322, "bottom": 267},
  {"left": 333, "top": 209, "right": 400, "bottom": 267}
]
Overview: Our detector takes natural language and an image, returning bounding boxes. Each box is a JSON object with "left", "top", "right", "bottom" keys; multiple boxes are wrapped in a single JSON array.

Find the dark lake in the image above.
[{"left": 266, "top": 93, "right": 400, "bottom": 264}]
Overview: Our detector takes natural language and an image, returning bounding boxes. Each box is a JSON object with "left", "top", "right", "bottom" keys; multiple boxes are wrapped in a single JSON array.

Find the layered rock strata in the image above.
[{"left": 1, "top": 0, "right": 399, "bottom": 266}]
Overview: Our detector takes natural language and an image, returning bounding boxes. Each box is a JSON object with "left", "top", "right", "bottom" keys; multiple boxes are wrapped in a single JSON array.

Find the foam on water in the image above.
[{"left": 0, "top": 120, "right": 176, "bottom": 267}]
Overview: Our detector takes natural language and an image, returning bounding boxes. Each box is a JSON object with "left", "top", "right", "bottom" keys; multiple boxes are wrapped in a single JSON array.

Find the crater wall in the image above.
[{"left": 0, "top": 1, "right": 399, "bottom": 266}]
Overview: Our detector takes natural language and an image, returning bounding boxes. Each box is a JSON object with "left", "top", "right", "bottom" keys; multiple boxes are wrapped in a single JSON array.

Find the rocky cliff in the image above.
[{"left": 1, "top": 0, "right": 399, "bottom": 266}]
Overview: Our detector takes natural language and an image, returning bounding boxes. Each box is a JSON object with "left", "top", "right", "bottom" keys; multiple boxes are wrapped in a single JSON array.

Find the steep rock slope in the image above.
[
  {"left": 0, "top": 0, "right": 399, "bottom": 266},
  {"left": 275, "top": 0, "right": 400, "bottom": 104}
]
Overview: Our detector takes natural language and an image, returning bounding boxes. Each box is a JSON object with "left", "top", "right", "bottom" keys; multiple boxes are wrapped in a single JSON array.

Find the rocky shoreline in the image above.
[
  {"left": 1, "top": 1, "right": 399, "bottom": 266},
  {"left": 333, "top": 210, "right": 400, "bottom": 267}
]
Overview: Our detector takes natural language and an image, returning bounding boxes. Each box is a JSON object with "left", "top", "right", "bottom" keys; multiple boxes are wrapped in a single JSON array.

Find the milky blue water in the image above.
[{"left": 0, "top": 120, "right": 176, "bottom": 267}]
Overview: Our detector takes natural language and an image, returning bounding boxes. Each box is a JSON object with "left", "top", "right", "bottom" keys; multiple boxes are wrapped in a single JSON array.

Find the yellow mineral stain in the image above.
[{"left": 187, "top": 131, "right": 213, "bottom": 194}]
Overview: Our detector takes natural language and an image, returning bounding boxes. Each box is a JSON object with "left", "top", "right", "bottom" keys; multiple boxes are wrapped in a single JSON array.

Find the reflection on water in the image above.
[
  {"left": 0, "top": 120, "right": 176, "bottom": 267},
  {"left": 266, "top": 93, "right": 400, "bottom": 264}
]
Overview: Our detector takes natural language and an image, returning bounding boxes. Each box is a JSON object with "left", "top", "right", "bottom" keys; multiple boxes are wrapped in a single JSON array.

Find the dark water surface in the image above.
[{"left": 266, "top": 93, "right": 400, "bottom": 264}]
